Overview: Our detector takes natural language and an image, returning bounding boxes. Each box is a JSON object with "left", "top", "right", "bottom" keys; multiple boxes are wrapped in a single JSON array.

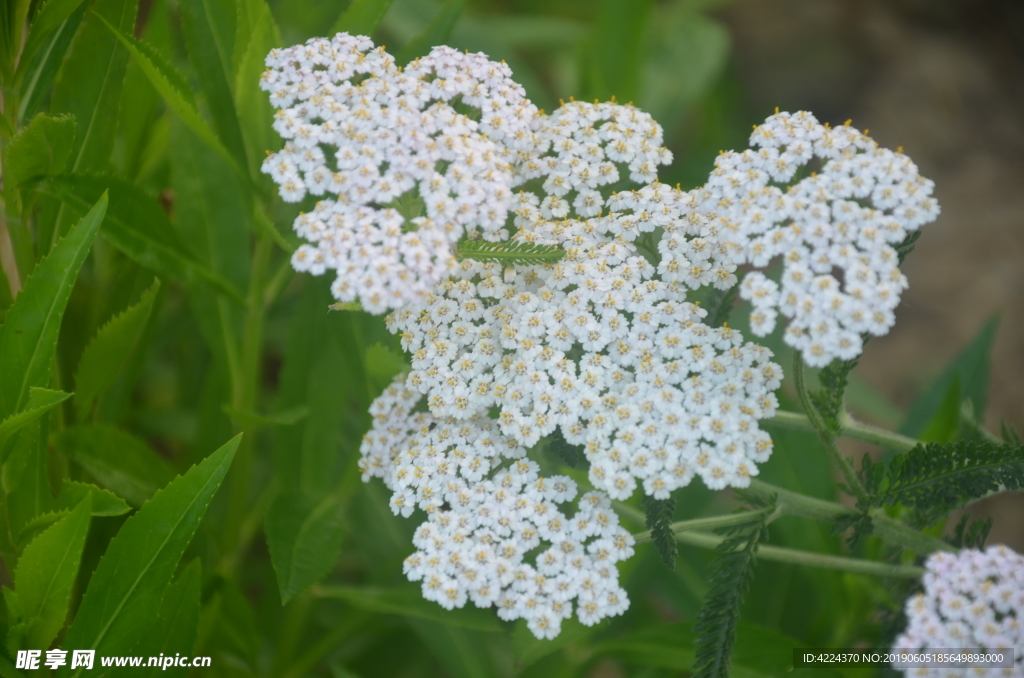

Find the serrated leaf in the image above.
[
  {"left": 3, "top": 113, "right": 76, "bottom": 187},
  {"left": 317, "top": 585, "right": 503, "bottom": 633},
  {"left": 55, "top": 480, "right": 130, "bottom": 516},
  {"left": 875, "top": 440, "right": 1024, "bottom": 516},
  {"left": 58, "top": 435, "right": 239, "bottom": 677},
  {"left": 901, "top": 315, "right": 999, "bottom": 439},
  {"left": 18, "top": 2, "right": 87, "bottom": 121},
  {"left": 455, "top": 239, "right": 565, "bottom": 265},
  {"left": 266, "top": 490, "right": 346, "bottom": 603},
  {"left": 396, "top": 0, "right": 465, "bottom": 65},
  {"left": 132, "top": 560, "right": 201, "bottom": 678},
  {"left": 59, "top": 425, "right": 176, "bottom": 507},
  {"left": 0, "top": 193, "right": 105, "bottom": 419},
  {"left": 39, "top": 174, "right": 244, "bottom": 303},
  {"left": 73, "top": 279, "right": 159, "bottom": 420},
  {"left": 50, "top": 0, "right": 138, "bottom": 172},
  {"left": 97, "top": 15, "right": 244, "bottom": 178},
  {"left": 644, "top": 496, "right": 678, "bottom": 570},
  {"left": 4, "top": 495, "right": 91, "bottom": 654},
  {"left": 2, "top": 422, "right": 52, "bottom": 542},
  {"left": 0, "top": 388, "right": 71, "bottom": 463},
  {"left": 17, "top": 0, "right": 90, "bottom": 78},
  {"left": 332, "top": 0, "right": 396, "bottom": 37}
]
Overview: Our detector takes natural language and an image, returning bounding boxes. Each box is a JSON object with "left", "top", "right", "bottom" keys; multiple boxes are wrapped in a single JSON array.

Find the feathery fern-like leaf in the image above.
[
  {"left": 809, "top": 357, "right": 858, "bottom": 437},
  {"left": 642, "top": 496, "right": 677, "bottom": 570},
  {"left": 895, "top": 230, "right": 922, "bottom": 265},
  {"left": 946, "top": 513, "right": 992, "bottom": 550},
  {"left": 705, "top": 284, "right": 739, "bottom": 329},
  {"left": 455, "top": 239, "right": 565, "bottom": 265},
  {"left": 546, "top": 428, "right": 586, "bottom": 469},
  {"left": 873, "top": 440, "right": 1024, "bottom": 515},
  {"left": 691, "top": 510, "right": 771, "bottom": 678}
]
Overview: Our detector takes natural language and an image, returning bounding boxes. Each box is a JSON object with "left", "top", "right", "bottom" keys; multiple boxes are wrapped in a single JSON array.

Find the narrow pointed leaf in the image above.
[
  {"left": 18, "top": 3, "right": 88, "bottom": 121},
  {"left": 266, "top": 490, "right": 346, "bottom": 603},
  {"left": 396, "top": 0, "right": 465, "bottom": 65},
  {"left": 0, "top": 193, "right": 106, "bottom": 419},
  {"left": 58, "top": 435, "right": 239, "bottom": 677},
  {"left": 233, "top": 0, "right": 281, "bottom": 172},
  {"left": 3, "top": 113, "right": 76, "bottom": 187},
  {"left": 59, "top": 425, "right": 177, "bottom": 507},
  {"left": 133, "top": 560, "right": 201, "bottom": 678},
  {"left": 74, "top": 279, "right": 160, "bottom": 420},
  {"left": 4, "top": 496, "right": 91, "bottom": 654},
  {"left": 0, "top": 389, "right": 71, "bottom": 463},
  {"left": 17, "top": 0, "right": 90, "bottom": 75},
  {"left": 55, "top": 480, "right": 130, "bottom": 516},
  {"left": 315, "top": 585, "right": 503, "bottom": 632}
]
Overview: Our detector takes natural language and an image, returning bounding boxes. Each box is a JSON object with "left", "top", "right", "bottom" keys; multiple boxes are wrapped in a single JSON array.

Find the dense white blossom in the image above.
[
  {"left": 359, "top": 377, "right": 632, "bottom": 638},
  {"left": 656, "top": 110, "right": 940, "bottom": 367},
  {"left": 260, "top": 34, "right": 541, "bottom": 313},
  {"left": 893, "top": 546, "right": 1024, "bottom": 678},
  {"left": 385, "top": 211, "right": 782, "bottom": 499}
]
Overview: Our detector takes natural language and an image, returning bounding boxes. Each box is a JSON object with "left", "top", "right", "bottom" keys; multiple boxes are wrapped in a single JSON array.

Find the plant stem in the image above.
[
  {"left": 767, "top": 410, "right": 921, "bottom": 453},
  {"left": 673, "top": 530, "right": 924, "bottom": 578},
  {"left": 633, "top": 509, "right": 772, "bottom": 545},
  {"left": 791, "top": 353, "right": 871, "bottom": 503}
]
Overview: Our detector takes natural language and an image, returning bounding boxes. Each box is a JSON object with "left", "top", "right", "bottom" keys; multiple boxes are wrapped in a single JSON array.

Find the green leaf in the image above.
[
  {"left": 643, "top": 495, "right": 678, "bottom": 570},
  {"left": 4, "top": 495, "right": 91, "bottom": 654},
  {"left": 74, "top": 279, "right": 160, "bottom": 421},
  {"left": 266, "top": 490, "right": 346, "bottom": 603},
  {"left": 691, "top": 512, "right": 771, "bottom": 678},
  {"left": 455, "top": 239, "right": 565, "bottom": 266},
  {"left": 58, "top": 435, "right": 239, "bottom": 677},
  {"left": 919, "top": 376, "right": 961, "bottom": 444},
  {"left": 2, "top": 422, "right": 52, "bottom": 543},
  {"left": 133, "top": 560, "right": 201, "bottom": 678},
  {"left": 0, "top": 388, "right": 70, "bottom": 463},
  {"left": 808, "top": 357, "right": 859, "bottom": 439},
  {"left": 544, "top": 427, "right": 586, "bottom": 469},
  {"left": 17, "top": 2, "right": 87, "bottom": 121},
  {"left": 874, "top": 440, "right": 1024, "bottom": 517},
  {"left": 512, "top": 617, "right": 591, "bottom": 672},
  {"left": 233, "top": 0, "right": 282, "bottom": 174},
  {"left": 39, "top": 174, "right": 244, "bottom": 303},
  {"left": 580, "top": 0, "right": 652, "bottom": 103},
  {"left": 315, "top": 584, "right": 503, "bottom": 633},
  {"left": 396, "top": 0, "right": 465, "bottom": 65},
  {"left": 901, "top": 315, "right": 999, "bottom": 439},
  {"left": 3, "top": 113, "right": 76, "bottom": 187},
  {"left": 179, "top": 0, "right": 249, "bottom": 172},
  {"left": 0, "top": 193, "right": 105, "bottom": 419},
  {"left": 97, "top": 16, "right": 244, "bottom": 179},
  {"left": 406, "top": 619, "right": 493, "bottom": 678},
  {"left": 332, "top": 0, "right": 396, "bottom": 37},
  {"left": 50, "top": 0, "right": 138, "bottom": 172},
  {"left": 55, "top": 480, "right": 130, "bottom": 516},
  {"left": 17, "top": 0, "right": 90, "bottom": 77},
  {"left": 59, "top": 425, "right": 176, "bottom": 507},
  {"left": 364, "top": 343, "right": 407, "bottom": 392}
]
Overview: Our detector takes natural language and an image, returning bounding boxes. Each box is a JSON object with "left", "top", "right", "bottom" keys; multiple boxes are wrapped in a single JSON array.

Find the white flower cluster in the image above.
[
  {"left": 359, "top": 378, "right": 633, "bottom": 639},
  {"left": 894, "top": 546, "right": 1024, "bottom": 678},
  {"left": 260, "top": 35, "right": 539, "bottom": 313},
  {"left": 385, "top": 212, "right": 782, "bottom": 499},
  {"left": 661, "top": 110, "right": 940, "bottom": 367}
]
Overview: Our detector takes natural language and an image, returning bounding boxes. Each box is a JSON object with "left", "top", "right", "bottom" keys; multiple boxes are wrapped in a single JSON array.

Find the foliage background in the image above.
[{"left": 0, "top": 0, "right": 1020, "bottom": 676}]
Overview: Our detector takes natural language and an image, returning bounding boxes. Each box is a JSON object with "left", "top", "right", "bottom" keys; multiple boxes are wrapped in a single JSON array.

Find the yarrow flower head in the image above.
[
  {"left": 385, "top": 210, "right": 782, "bottom": 500},
  {"left": 260, "top": 34, "right": 540, "bottom": 313},
  {"left": 360, "top": 377, "right": 633, "bottom": 639},
  {"left": 657, "top": 110, "right": 940, "bottom": 367},
  {"left": 893, "top": 545, "right": 1024, "bottom": 678}
]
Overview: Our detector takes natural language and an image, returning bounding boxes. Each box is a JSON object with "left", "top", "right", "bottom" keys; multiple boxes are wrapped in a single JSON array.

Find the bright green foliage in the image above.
[
  {"left": 332, "top": 0, "right": 396, "bottom": 37},
  {"left": 643, "top": 496, "right": 678, "bottom": 570},
  {"left": 317, "top": 585, "right": 504, "bottom": 632},
  {"left": 0, "top": 388, "right": 70, "bottom": 460},
  {"left": 691, "top": 509, "right": 771, "bottom": 678},
  {"left": 865, "top": 440, "right": 1024, "bottom": 517},
  {"left": 0, "top": 193, "right": 105, "bottom": 418},
  {"left": 396, "top": 0, "right": 466, "bottom": 64},
  {"left": 54, "top": 480, "right": 131, "bottom": 516},
  {"left": 74, "top": 279, "right": 160, "bottom": 421},
  {"left": 3, "top": 112, "right": 75, "bottom": 186},
  {"left": 58, "top": 435, "right": 238, "bottom": 677},
  {"left": 455, "top": 238, "right": 566, "bottom": 265},
  {"left": 16, "top": 0, "right": 89, "bottom": 80},
  {"left": 3, "top": 496, "right": 91, "bottom": 654}
]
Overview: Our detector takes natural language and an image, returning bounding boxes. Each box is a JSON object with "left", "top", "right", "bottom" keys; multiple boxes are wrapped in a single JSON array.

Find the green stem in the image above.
[
  {"left": 767, "top": 410, "right": 920, "bottom": 453},
  {"left": 673, "top": 530, "right": 924, "bottom": 578},
  {"left": 792, "top": 353, "right": 870, "bottom": 503},
  {"left": 633, "top": 509, "right": 772, "bottom": 545}
]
